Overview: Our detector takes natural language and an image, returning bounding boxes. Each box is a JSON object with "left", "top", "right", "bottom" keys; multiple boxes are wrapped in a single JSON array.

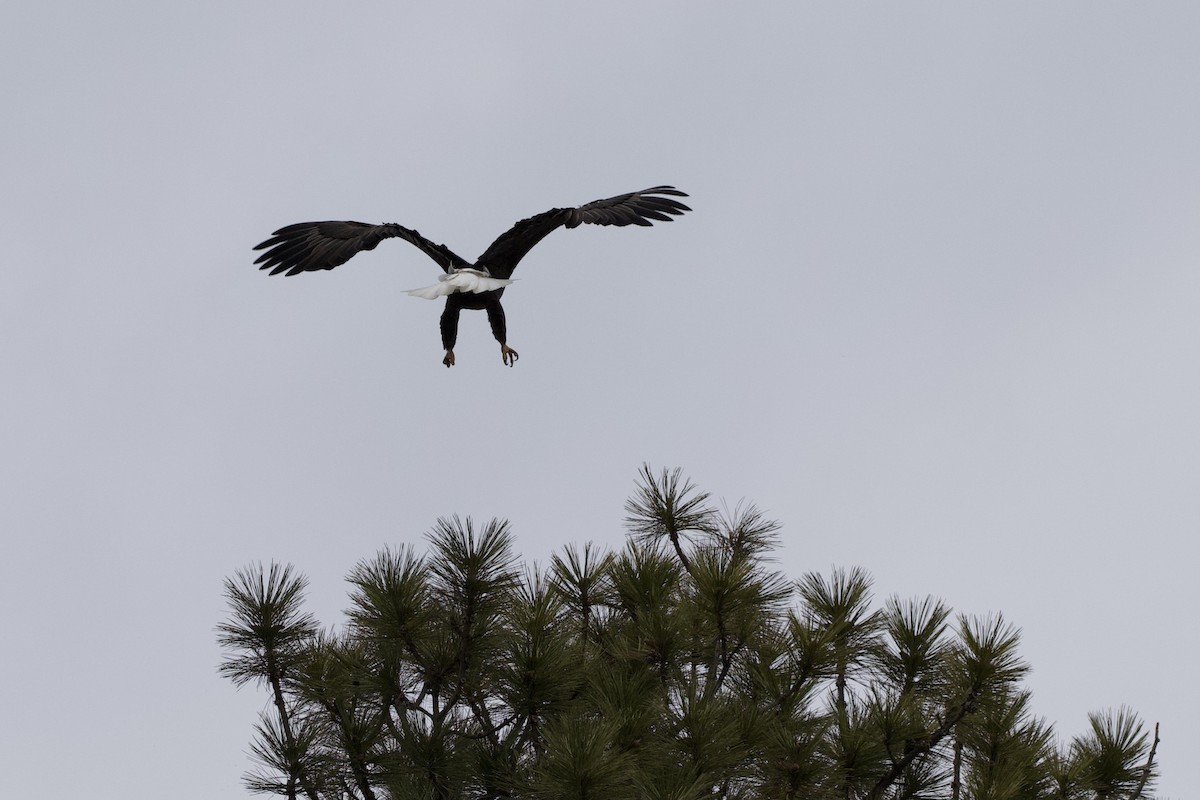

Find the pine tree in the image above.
[{"left": 219, "top": 466, "right": 1160, "bottom": 799}]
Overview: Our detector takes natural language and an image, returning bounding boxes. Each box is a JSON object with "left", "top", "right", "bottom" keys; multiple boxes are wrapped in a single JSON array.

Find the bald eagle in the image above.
[{"left": 253, "top": 186, "right": 690, "bottom": 367}]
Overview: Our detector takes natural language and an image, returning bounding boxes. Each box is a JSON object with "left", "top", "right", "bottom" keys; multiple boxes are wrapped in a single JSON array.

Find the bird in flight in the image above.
[{"left": 253, "top": 186, "right": 691, "bottom": 367}]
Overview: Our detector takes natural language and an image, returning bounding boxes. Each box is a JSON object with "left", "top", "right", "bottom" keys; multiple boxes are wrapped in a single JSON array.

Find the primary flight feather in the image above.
[{"left": 253, "top": 186, "right": 690, "bottom": 367}]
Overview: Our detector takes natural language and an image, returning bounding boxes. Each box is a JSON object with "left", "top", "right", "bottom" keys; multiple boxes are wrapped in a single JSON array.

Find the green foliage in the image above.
[
  {"left": 219, "top": 467, "right": 1160, "bottom": 800},
  {"left": 218, "top": 562, "right": 319, "bottom": 689}
]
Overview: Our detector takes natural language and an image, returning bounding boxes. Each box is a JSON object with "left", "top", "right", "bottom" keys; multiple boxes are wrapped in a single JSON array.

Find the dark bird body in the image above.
[{"left": 253, "top": 186, "right": 690, "bottom": 367}]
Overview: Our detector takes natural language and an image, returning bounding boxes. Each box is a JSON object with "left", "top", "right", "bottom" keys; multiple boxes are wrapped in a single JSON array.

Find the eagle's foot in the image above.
[
  {"left": 443, "top": 350, "right": 455, "bottom": 368},
  {"left": 501, "top": 344, "right": 519, "bottom": 367}
]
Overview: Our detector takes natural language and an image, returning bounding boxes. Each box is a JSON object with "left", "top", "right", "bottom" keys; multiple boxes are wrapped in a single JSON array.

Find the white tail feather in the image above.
[{"left": 405, "top": 270, "right": 514, "bottom": 300}]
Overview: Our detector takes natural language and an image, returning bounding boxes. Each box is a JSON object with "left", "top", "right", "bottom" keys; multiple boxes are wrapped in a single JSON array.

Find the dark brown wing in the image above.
[
  {"left": 474, "top": 186, "right": 690, "bottom": 279},
  {"left": 252, "top": 221, "right": 470, "bottom": 276}
]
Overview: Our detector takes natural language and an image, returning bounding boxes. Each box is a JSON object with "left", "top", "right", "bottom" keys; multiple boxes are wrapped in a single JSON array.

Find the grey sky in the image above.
[{"left": 2, "top": 3, "right": 1196, "bottom": 797}]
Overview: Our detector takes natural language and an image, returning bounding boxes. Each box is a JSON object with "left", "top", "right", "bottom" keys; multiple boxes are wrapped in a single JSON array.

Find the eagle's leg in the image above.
[
  {"left": 440, "top": 302, "right": 460, "bottom": 368},
  {"left": 486, "top": 298, "right": 518, "bottom": 367}
]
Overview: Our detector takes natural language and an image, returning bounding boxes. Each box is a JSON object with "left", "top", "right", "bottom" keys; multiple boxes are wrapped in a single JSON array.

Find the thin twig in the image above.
[{"left": 1128, "top": 722, "right": 1160, "bottom": 800}]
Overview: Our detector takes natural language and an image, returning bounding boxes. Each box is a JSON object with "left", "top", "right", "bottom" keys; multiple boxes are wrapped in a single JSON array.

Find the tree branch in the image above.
[
  {"left": 267, "top": 655, "right": 321, "bottom": 800},
  {"left": 1127, "top": 722, "right": 1159, "bottom": 800},
  {"left": 318, "top": 697, "right": 378, "bottom": 800},
  {"left": 868, "top": 689, "right": 980, "bottom": 800}
]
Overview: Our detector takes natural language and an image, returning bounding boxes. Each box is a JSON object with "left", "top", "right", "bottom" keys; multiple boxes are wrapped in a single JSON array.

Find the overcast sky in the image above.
[{"left": 2, "top": 3, "right": 1197, "bottom": 797}]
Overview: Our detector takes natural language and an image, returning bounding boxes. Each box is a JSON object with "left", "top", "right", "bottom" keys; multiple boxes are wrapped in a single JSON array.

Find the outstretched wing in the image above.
[
  {"left": 253, "top": 221, "right": 470, "bottom": 276},
  {"left": 474, "top": 186, "right": 690, "bottom": 279}
]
